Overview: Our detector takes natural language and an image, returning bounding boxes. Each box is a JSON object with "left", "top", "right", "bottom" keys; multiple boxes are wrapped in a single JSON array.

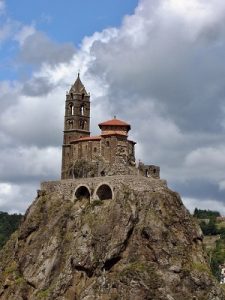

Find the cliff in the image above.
[{"left": 0, "top": 175, "right": 224, "bottom": 300}]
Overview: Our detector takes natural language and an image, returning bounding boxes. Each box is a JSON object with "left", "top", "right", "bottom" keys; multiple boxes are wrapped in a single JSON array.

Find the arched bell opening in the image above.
[
  {"left": 74, "top": 185, "right": 91, "bottom": 201},
  {"left": 95, "top": 184, "right": 113, "bottom": 200}
]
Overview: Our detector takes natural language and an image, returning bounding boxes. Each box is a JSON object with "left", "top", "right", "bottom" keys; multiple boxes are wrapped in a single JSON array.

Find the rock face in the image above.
[{"left": 0, "top": 175, "right": 224, "bottom": 300}]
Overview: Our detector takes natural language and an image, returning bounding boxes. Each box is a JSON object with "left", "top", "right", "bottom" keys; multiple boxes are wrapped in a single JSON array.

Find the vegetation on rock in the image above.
[
  {"left": 0, "top": 212, "right": 22, "bottom": 249},
  {"left": 194, "top": 208, "right": 225, "bottom": 281}
]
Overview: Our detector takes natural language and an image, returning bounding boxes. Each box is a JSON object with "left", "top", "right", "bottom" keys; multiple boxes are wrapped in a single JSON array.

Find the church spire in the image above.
[{"left": 70, "top": 73, "right": 87, "bottom": 95}]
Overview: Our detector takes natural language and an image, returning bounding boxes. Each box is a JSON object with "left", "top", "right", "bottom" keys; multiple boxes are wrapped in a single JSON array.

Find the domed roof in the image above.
[{"left": 98, "top": 118, "right": 131, "bottom": 130}]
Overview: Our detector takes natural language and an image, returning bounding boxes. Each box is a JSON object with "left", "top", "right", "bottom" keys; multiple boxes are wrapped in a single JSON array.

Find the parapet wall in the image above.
[{"left": 40, "top": 175, "right": 167, "bottom": 202}]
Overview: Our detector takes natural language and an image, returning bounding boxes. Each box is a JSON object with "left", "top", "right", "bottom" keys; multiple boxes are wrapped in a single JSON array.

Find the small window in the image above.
[
  {"left": 81, "top": 104, "right": 84, "bottom": 116},
  {"left": 82, "top": 93, "right": 85, "bottom": 100},
  {"left": 106, "top": 141, "right": 110, "bottom": 147},
  {"left": 94, "top": 147, "right": 97, "bottom": 153}
]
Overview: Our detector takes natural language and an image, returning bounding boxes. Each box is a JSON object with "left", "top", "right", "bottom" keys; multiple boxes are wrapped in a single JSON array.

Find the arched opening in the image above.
[
  {"left": 79, "top": 119, "right": 84, "bottom": 129},
  {"left": 69, "top": 103, "right": 74, "bottom": 115},
  {"left": 68, "top": 120, "right": 73, "bottom": 129},
  {"left": 80, "top": 104, "right": 84, "bottom": 115},
  {"left": 96, "top": 184, "right": 113, "bottom": 200},
  {"left": 75, "top": 186, "right": 90, "bottom": 200}
]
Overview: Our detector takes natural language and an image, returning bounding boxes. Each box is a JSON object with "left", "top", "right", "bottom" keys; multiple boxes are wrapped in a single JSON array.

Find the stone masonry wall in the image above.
[{"left": 40, "top": 175, "right": 167, "bottom": 203}]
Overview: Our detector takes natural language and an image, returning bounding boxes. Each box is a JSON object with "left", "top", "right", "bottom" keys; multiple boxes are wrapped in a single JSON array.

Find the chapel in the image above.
[{"left": 61, "top": 74, "right": 160, "bottom": 179}]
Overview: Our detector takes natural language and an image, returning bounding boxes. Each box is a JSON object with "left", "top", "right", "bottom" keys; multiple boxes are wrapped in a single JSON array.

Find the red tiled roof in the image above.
[
  {"left": 71, "top": 135, "right": 101, "bottom": 143},
  {"left": 98, "top": 118, "right": 130, "bottom": 128}
]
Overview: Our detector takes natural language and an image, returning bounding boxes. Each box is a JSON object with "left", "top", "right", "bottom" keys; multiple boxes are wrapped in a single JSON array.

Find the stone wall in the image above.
[
  {"left": 40, "top": 175, "right": 167, "bottom": 202},
  {"left": 70, "top": 136, "right": 135, "bottom": 167},
  {"left": 138, "top": 162, "right": 160, "bottom": 179}
]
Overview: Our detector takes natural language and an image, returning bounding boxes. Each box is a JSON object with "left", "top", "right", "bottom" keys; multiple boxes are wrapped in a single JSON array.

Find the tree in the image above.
[{"left": 0, "top": 212, "right": 23, "bottom": 249}]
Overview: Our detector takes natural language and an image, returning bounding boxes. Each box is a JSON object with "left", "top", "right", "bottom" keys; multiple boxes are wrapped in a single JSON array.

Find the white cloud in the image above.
[
  {"left": 0, "top": 182, "right": 37, "bottom": 213},
  {"left": 184, "top": 146, "right": 225, "bottom": 182},
  {"left": 0, "top": 146, "right": 61, "bottom": 183},
  {"left": 14, "top": 24, "right": 36, "bottom": 46}
]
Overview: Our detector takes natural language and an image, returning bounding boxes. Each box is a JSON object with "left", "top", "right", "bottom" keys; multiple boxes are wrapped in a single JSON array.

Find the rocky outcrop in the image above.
[{"left": 0, "top": 176, "right": 224, "bottom": 300}]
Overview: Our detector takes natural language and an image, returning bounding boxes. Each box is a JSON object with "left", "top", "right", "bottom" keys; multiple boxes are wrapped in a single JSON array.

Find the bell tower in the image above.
[
  {"left": 61, "top": 74, "right": 90, "bottom": 179},
  {"left": 64, "top": 73, "right": 90, "bottom": 143}
]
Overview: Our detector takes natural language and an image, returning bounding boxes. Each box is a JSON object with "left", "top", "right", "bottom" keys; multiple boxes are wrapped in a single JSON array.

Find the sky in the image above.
[{"left": 0, "top": 0, "right": 225, "bottom": 215}]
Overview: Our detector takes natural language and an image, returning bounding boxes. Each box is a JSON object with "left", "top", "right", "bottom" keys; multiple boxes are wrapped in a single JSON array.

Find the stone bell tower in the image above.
[
  {"left": 64, "top": 73, "right": 90, "bottom": 143},
  {"left": 61, "top": 74, "right": 90, "bottom": 179}
]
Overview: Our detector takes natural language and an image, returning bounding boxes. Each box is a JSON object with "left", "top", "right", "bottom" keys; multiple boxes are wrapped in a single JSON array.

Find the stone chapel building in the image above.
[{"left": 61, "top": 74, "right": 160, "bottom": 180}]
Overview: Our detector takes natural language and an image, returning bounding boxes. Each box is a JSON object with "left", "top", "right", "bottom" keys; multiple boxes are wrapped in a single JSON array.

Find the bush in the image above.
[{"left": 193, "top": 208, "right": 220, "bottom": 219}]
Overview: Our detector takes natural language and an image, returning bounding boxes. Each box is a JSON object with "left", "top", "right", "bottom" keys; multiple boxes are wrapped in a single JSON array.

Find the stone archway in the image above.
[
  {"left": 74, "top": 185, "right": 91, "bottom": 201},
  {"left": 95, "top": 184, "right": 113, "bottom": 200}
]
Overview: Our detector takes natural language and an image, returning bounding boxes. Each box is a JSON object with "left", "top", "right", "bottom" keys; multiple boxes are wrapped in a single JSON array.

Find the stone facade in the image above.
[{"left": 61, "top": 74, "right": 160, "bottom": 180}]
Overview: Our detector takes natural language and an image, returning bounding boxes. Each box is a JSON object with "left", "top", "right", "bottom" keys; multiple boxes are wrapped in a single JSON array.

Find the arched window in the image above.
[
  {"left": 69, "top": 103, "right": 74, "bottom": 115},
  {"left": 75, "top": 186, "right": 90, "bottom": 200},
  {"left": 82, "top": 93, "right": 85, "bottom": 100},
  {"left": 68, "top": 120, "right": 73, "bottom": 129},
  {"left": 96, "top": 184, "right": 113, "bottom": 200},
  {"left": 79, "top": 119, "right": 85, "bottom": 129},
  {"left": 80, "top": 104, "right": 84, "bottom": 116}
]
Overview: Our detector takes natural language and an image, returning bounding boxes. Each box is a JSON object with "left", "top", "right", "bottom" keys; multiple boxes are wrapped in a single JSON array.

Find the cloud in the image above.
[
  {"left": 184, "top": 146, "right": 225, "bottom": 181},
  {"left": 0, "top": 146, "right": 61, "bottom": 183},
  {"left": 18, "top": 31, "right": 76, "bottom": 65},
  {"left": 0, "top": 19, "right": 18, "bottom": 44},
  {"left": 87, "top": 0, "right": 225, "bottom": 135},
  {"left": 0, "top": 92, "right": 63, "bottom": 146},
  {"left": 0, "top": 182, "right": 37, "bottom": 213},
  {"left": 22, "top": 76, "right": 55, "bottom": 97},
  {"left": 14, "top": 24, "right": 36, "bottom": 46},
  {"left": 219, "top": 180, "right": 225, "bottom": 191}
]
